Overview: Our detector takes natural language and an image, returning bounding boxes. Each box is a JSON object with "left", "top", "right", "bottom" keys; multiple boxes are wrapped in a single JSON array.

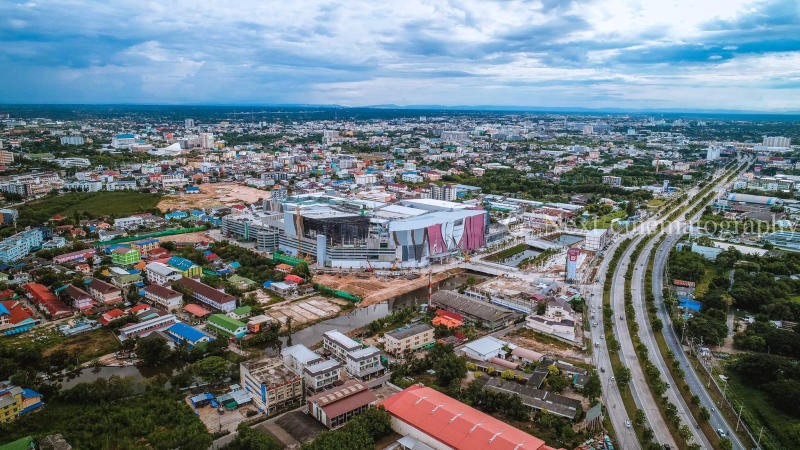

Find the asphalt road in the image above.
[
  {"left": 645, "top": 159, "right": 751, "bottom": 450},
  {"left": 610, "top": 232, "right": 677, "bottom": 448},
  {"left": 588, "top": 235, "right": 642, "bottom": 450},
  {"left": 653, "top": 235, "right": 746, "bottom": 450},
  {"left": 632, "top": 236, "right": 710, "bottom": 448}
]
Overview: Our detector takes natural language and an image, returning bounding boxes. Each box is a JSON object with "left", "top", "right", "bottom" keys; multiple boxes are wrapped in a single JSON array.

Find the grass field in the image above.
[
  {"left": 41, "top": 329, "right": 121, "bottom": 362},
  {"left": 726, "top": 374, "right": 794, "bottom": 450},
  {"left": 18, "top": 191, "right": 162, "bottom": 226},
  {"left": 582, "top": 210, "right": 627, "bottom": 229}
]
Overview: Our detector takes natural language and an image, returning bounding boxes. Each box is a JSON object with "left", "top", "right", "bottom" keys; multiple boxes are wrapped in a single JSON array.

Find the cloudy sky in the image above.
[{"left": 1, "top": 0, "right": 799, "bottom": 111}]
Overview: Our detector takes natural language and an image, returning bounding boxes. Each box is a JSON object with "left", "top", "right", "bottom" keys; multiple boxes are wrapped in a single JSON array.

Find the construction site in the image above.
[{"left": 313, "top": 268, "right": 462, "bottom": 307}]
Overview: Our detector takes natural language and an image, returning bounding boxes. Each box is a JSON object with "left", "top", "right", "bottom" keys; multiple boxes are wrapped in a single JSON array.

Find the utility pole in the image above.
[{"left": 736, "top": 402, "right": 744, "bottom": 431}]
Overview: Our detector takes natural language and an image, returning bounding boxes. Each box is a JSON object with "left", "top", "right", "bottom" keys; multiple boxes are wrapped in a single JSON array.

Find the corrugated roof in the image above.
[{"left": 381, "top": 385, "right": 548, "bottom": 450}]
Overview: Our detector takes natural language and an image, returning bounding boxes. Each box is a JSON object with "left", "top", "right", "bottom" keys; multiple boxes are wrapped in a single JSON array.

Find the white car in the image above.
[{"left": 625, "top": 420, "right": 632, "bottom": 428}]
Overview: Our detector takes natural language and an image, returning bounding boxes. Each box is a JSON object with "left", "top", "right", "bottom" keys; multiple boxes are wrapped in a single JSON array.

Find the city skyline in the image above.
[{"left": 1, "top": 0, "right": 800, "bottom": 112}]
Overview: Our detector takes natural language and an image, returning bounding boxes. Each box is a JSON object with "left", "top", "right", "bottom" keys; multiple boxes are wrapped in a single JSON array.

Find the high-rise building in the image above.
[
  {"left": 763, "top": 136, "right": 790, "bottom": 148},
  {"left": 706, "top": 147, "right": 721, "bottom": 161},
  {"left": 199, "top": 132, "right": 215, "bottom": 149},
  {"left": 0, "top": 150, "right": 14, "bottom": 165},
  {"left": 184, "top": 118, "right": 195, "bottom": 129},
  {"left": 566, "top": 247, "right": 580, "bottom": 281},
  {"left": 59, "top": 135, "right": 84, "bottom": 145}
]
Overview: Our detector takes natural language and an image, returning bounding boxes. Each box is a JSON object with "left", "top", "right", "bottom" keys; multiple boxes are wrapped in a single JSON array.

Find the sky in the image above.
[{"left": 1, "top": 0, "right": 799, "bottom": 111}]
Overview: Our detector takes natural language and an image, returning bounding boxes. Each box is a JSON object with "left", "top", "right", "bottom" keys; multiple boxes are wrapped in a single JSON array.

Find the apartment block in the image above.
[
  {"left": 384, "top": 324, "right": 435, "bottom": 356},
  {"left": 240, "top": 357, "right": 303, "bottom": 415}
]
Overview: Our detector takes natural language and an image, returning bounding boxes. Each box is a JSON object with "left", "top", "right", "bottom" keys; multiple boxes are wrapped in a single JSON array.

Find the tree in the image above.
[
  {"left": 433, "top": 352, "right": 467, "bottom": 387},
  {"left": 191, "top": 356, "right": 231, "bottom": 384},
  {"left": 699, "top": 406, "right": 710, "bottom": 422},
  {"left": 617, "top": 367, "right": 631, "bottom": 387},
  {"left": 291, "top": 261, "right": 310, "bottom": 279},
  {"left": 582, "top": 372, "right": 602, "bottom": 401},
  {"left": 225, "top": 423, "right": 282, "bottom": 450},
  {"left": 547, "top": 374, "right": 569, "bottom": 393},
  {"left": 136, "top": 336, "right": 171, "bottom": 366}
]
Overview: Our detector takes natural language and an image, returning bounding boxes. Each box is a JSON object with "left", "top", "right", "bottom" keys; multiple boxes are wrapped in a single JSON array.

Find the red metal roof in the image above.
[
  {"left": 0, "top": 300, "right": 34, "bottom": 324},
  {"left": 381, "top": 385, "right": 551, "bottom": 450},
  {"left": 183, "top": 303, "right": 211, "bottom": 317}
]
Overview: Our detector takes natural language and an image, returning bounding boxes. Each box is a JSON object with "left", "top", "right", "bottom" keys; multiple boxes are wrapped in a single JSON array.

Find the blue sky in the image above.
[{"left": 1, "top": 0, "right": 799, "bottom": 111}]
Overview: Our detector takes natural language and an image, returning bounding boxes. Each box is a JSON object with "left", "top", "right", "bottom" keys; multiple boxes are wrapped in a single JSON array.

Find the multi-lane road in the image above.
[
  {"left": 648, "top": 165, "right": 752, "bottom": 450},
  {"left": 592, "top": 159, "right": 750, "bottom": 449},
  {"left": 631, "top": 236, "right": 710, "bottom": 448},
  {"left": 587, "top": 236, "right": 642, "bottom": 450}
]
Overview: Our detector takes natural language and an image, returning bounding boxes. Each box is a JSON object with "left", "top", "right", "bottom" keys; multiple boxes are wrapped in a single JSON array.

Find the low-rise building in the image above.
[
  {"left": 384, "top": 324, "right": 435, "bottom": 356},
  {"left": 87, "top": 278, "right": 123, "bottom": 305},
  {"left": 0, "top": 228, "right": 45, "bottom": 263},
  {"left": 430, "top": 290, "right": 520, "bottom": 330},
  {"left": 583, "top": 228, "right": 609, "bottom": 251},
  {"left": 165, "top": 322, "right": 214, "bottom": 348},
  {"left": 307, "top": 381, "right": 377, "bottom": 429},
  {"left": 143, "top": 284, "right": 183, "bottom": 311},
  {"left": 166, "top": 256, "right": 202, "bottom": 278},
  {"left": 382, "top": 385, "right": 556, "bottom": 450},
  {"left": 322, "top": 330, "right": 384, "bottom": 380},
  {"left": 131, "top": 239, "right": 160, "bottom": 255},
  {"left": 117, "top": 314, "right": 177, "bottom": 340},
  {"left": 0, "top": 300, "right": 37, "bottom": 336},
  {"left": 524, "top": 298, "right": 577, "bottom": 343},
  {"left": 24, "top": 283, "right": 71, "bottom": 319},
  {"left": 240, "top": 357, "right": 303, "bottom": 415},
  {"left": 207, "top": 313, "right": 247, "bottom": 339},
  {"left": 282, "top": 344, "right": 342, "bottom": 393},
  {"left": 111, "top": 247, "right": 140, "bottom": 265},
  {"left": 60, "top": 285, "right": 94, "bottom": 311},
  {"left": 145, "top": 261, "right": 182, "bottom": 285},
  {"left": 461, "top": 336, "right": 507, "bottom": 361},
  {"left": 174, "top": 277, "right": 237, "bottom": 312}
]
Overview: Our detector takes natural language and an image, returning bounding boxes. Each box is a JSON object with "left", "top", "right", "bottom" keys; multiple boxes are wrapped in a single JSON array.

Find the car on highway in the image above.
[
  {"left": 625, "top": 419, "right": 632, "bottom": 428},
  {"left": 716, "top": 429, "right": 727, "bottom": 438}
]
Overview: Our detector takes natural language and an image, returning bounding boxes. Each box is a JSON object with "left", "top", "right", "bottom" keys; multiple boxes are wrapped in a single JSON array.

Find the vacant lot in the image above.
[
  {"left": 42, "top": 328, "right": 121, "bottom": 362},
  {"left": 19, "top": 191, "right": 161, "bottom": 225},
  {"left": 158, "top": 183, "right": 269, "bottom": 211}
]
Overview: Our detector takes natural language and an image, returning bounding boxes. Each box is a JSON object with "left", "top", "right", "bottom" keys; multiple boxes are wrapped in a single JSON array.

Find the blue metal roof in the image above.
[
  {"left": 167, "top": 256, "right": 195, "bottom": 271},
  {"left": 168, "top": 322, "right": 210, "bottom": 343},
  {"left": 0, "top": 303, "right": 9, "bottom": 315}
]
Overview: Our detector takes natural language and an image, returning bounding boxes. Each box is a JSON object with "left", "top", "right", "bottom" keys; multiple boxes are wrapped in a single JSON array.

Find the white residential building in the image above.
[
  {"left": 145, "top": 262, "right": 183, "bottom": 286},
  {"left": 525, "top": 297, "right": 577, "bottom": 343}
]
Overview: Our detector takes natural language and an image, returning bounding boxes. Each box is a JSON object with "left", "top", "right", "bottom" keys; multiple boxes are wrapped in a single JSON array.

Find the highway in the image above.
[
  {"left": 609, "top": 232, "right": 677, "bottom": 448},
  {"left": 649, "top": 165, "right": 751, "bottom": 450},
  {"left": 587, "top": 235, "right": 642, "bottom": 450},
  {"left": 643, "top": 158, "right": 751, "bottom": 450},
  {"left": 631, "top": 236, "right": 710, "bottom": 448}
]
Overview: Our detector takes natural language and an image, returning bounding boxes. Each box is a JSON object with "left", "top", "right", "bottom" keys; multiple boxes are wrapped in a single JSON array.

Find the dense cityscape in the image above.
[{"left": 0, "top": 105, "right": 795, "bottom": 450}]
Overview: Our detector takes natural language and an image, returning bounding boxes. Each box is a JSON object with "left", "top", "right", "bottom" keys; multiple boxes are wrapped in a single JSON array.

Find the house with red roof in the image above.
[
  {"left": 100, "top": 308, "right": 126, "bottom": 325},
  {"left": 23, "top": 283, "right": 71, "bottom": 319},
  {"left": 381, "top": 384, "right": 564, "bottom": 450},
  {"left": 0, "top": 300, "right": 38, "bottom": 335}
]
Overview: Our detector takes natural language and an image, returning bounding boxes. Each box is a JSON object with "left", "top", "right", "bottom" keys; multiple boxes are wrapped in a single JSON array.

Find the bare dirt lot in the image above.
[
  {"left": 504, "top": 328, "right": 589, "bottom": 362},
  {"left": 314, "top": 269, "right": 459, "bottom": 307},
  {"left": 157, "top": 230, "right": 218, "bottom": 244},
  {"left": 264, "top": 296, "right": 345, "bottom": 327},
  {"left": 157, "top": 183, "right": 269, "bottom": 211}
]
